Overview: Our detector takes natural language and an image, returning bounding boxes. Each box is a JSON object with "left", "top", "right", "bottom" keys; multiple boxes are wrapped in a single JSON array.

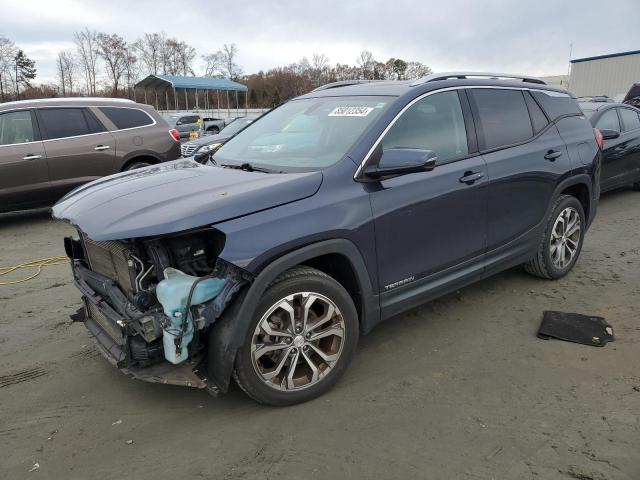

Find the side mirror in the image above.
[
  {"left": 176, "top": 121, "right": 183, "bottom": 126},
  {"left": 364, "top": 148, "right": 437, "bottom": 180},
  {"left": 600, "top": 129, "right": 620, "bottom": 140}
]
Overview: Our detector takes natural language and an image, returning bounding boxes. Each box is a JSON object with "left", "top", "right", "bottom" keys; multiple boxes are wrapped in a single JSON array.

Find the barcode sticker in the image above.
[{"left": 328, "top": 106, "right": 374, "bottom": 117}]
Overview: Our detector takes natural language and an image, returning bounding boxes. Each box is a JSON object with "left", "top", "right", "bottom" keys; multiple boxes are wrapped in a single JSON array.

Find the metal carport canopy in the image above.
[{"left": 135, "top": 74, "right": 247, "bottom": 92}]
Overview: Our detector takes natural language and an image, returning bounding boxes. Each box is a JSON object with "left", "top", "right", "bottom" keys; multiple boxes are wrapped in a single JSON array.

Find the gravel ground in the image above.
[{"left": 1, "top": 189, "right": 639, "bottom": 480}]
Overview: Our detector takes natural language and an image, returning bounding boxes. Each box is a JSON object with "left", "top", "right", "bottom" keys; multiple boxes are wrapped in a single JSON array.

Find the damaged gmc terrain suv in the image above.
[{"left": 53, "top": 72, "right": 601, "bottom": 405}]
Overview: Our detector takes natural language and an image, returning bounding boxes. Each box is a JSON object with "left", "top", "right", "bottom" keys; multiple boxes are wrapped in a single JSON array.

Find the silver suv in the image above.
[{"left": 0, "top": 97, "right": 181, "bottom": 213}]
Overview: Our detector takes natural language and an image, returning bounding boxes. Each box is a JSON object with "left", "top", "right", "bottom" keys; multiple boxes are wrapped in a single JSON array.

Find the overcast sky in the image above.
[{"left": 2, "top": 0, "right": 639, "bottom": 84}]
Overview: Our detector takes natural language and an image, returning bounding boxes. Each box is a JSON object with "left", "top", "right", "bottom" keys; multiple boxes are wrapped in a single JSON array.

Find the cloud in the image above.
[{"left": 2, "top": 0, "right": 639, "bottom": 84}]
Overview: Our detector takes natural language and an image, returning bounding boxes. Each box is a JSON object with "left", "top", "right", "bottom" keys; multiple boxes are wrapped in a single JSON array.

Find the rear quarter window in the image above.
[
  {"left": 619, "top": 108, "right": 640, "bottom": 132},
  {"left": 98, "top": 107, "right": 154, "bottom": 129},
  {"left": 531, "top": 91, "right": 582, "bottom": 121}
]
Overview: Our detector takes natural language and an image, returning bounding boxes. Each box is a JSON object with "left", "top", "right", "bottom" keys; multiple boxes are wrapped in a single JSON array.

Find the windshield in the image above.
[
  {"left": 163, "top": 115, "right": 180, "bottom": 126},
  {"left": 213, "top": 96, "right": 391, "bottom": 171},
  {"left": 580, "top": 108, "right": 596, "bottom": 119},
  {"left": 221, "top": 117, "right": 254, "bottom": 135}
]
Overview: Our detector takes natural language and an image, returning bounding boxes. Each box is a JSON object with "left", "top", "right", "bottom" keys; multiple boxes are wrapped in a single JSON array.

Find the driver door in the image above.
[{"left": 368, "top": 90, "right": 488, "bottom": 316}]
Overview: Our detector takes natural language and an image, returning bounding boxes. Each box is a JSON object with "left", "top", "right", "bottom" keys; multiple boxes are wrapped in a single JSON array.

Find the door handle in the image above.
[
  {"left": 23, "top": 154, "right": 42, "bottom": 160},
  {"left": 459, "top": 171, "right": 485, "bottom": 185},
  {"left": 544, "top": 150, "right": 563, "bottom": 161},
  {"left": 94, "top": 145, "right": 111, "bottom": 151}
]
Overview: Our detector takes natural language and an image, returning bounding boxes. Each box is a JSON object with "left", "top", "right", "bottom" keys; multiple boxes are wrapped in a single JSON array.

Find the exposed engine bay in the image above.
[{"left": 64, "top": 228, "right": 249, "bottom": 389}]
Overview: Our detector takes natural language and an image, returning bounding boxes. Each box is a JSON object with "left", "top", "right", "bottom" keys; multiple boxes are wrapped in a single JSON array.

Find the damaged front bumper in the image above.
[{"left": 71, "top": 258, "right": 248, "bottom": 393}]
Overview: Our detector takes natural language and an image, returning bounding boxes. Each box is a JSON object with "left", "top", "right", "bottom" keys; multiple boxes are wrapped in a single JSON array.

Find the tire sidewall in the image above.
[
  {"left": 234, "top": 272, "right": 359, "bottom": 406},
  {"left": 541, "top": 196, "right": 586, "bottom": 279}
]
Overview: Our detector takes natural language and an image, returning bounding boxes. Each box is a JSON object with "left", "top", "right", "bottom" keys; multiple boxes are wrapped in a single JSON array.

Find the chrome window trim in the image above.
[{"left": 354, "top": 85, "right": 572, "bottom": 179}]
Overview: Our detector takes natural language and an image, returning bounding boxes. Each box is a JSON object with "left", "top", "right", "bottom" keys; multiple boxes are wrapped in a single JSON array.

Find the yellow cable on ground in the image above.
[{"left": 0, "top": 256, "right": 69, "bottom": 286}]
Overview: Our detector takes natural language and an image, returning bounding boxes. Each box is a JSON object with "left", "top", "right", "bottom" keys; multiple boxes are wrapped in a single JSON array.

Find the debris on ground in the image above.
[
  {"left": 111, "top": 419, "right": 122, "bottom": 426},
  {"left": 125, "top": 440, "right": 134, "bottom": 445},
  {"left": 538, "top": 311, "right": 614, "bottom": 347},
  {"left": 28, "top": 463, "right": 40, "bottom": 472}
]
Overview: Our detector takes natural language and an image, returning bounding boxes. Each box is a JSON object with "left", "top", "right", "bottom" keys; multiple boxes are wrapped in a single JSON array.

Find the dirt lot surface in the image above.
[{"left": 1, "top": 190, "right": 639, "bottom": 480}]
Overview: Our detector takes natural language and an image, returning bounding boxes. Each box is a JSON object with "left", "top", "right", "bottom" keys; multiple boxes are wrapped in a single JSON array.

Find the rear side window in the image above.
[
  {"left": 524, "top": 92, "right": 549, "bottom": 133},
  {"left": 38, "top": 108, "right": 94, "bottom": 139},
  {"left": 619, "top": 108, "right": 640, "bottom": 132},
  {"left": 471, "top": 89, "right": 533, "bottom": 150},
  {"left": 0, "top": 110, "right": 36, "bottom": 145},
  {"left": 531, "top": 91, "right": 582, "bottom": 121},
  {"left": 99, "top": 107, "right": 154, "bottom": 129},
  {"left": 382, "top": 90, "right": 469, "bottom": 162},
  {"left": 596, "top": 109, "right": 621, "bottom": 131}
]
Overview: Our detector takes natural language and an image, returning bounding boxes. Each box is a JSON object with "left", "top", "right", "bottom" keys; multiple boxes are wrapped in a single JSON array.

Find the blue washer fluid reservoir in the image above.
[{"left": 155, "top": 267, "right": 227, "bottom": 364}]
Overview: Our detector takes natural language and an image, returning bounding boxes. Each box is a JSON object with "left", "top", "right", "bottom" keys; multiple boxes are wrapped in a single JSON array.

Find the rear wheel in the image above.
[
  {"left": 525, "top": 195, "right": 585, "bottom": 279},
  {"left": 208, "top": 127, "right": 220, "bottom": 134},
  {"left": 233, "top": 266, "right": 359, "bottom": 406}
]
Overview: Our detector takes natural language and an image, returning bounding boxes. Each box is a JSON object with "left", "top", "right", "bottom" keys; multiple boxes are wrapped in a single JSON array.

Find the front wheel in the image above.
[
  {"left": 524, "top": 195, "right": 586, "bottom": 279},
  {"left": 233, "top": 266, "right": 359, "bottom": 406}
]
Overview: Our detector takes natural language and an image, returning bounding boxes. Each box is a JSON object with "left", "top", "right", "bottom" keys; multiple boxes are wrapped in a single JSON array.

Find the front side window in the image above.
[
  {"left": 214, "top": 96, "right": 390, "bottom": 171},
  {"left": 0, "top": 110, "right": 35, "bottom": 145},
  {"left": 596, "top": 109, "right": 620, "bottom": 132},
  {"left": 619, "top": 108, "right": 640, "bottom": 132},
  {"left": 472, "top": 89, "right": 533, "bottom": 150},
  {"left": 99, "top": 107, "right": 153, "bottom": 129},
  {"left": 38, "top": 108, "right": 92, "bottom": 139},
  {"left": 382, "top": 91, "right": 468, "bottom": 162}
]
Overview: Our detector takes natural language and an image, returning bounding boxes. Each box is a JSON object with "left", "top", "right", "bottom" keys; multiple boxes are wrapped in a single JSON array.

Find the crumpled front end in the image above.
[{"left": 64, "top": 227, "right": 250, "bottom": 392}]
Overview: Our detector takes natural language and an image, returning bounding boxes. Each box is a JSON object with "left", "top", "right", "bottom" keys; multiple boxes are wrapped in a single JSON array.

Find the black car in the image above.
[
  {"left": 579, "top": 101, "right": 640, "bottom": 192},
  {"left": 180, "top": 117, "right": 257, "bottom": 157},
  {"left": 53, "top": 72, "right": 601, "bottom": 405}
]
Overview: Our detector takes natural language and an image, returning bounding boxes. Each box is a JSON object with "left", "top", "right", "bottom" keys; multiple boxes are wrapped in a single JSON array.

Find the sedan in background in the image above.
[
  {"left": 579, "top": 101, "right": 640, "bottom": 192},
  {"left": 180, "top": 116, "right": 257, "bottom": 157}
]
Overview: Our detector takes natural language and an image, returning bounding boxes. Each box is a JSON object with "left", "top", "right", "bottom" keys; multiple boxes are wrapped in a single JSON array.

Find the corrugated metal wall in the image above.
[{"left": 569, "top": 54, "right": 640, "bottom": 99}]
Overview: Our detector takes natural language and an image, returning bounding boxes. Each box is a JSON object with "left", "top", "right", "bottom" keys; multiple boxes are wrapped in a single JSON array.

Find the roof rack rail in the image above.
[
  {"left": 312, "top": 80, "right": 383, "bottom": 92},
  {"left": 410, "top": 72, "right": 546, "bottom": 86}
]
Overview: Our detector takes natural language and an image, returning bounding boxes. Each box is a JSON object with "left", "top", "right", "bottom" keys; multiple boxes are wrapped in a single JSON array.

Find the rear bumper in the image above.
[{"left": 72, "top": 260, "right": 217, "bottom": 392}]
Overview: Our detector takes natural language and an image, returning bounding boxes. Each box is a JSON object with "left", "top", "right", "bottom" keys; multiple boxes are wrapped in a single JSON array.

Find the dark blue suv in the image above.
[{"left": 53, "top": 72, "right": 601, "bottom": 405}]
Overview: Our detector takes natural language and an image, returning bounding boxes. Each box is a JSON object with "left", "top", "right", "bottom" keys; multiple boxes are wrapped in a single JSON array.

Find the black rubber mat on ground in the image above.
[{"left": 538, "top": 311, "right": 614, "bottom": 347}]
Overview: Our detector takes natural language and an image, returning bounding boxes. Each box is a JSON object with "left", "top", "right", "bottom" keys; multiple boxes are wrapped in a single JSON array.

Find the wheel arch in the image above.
[
  {"left": 550, "top": 175, "right": 594, "bottom": 225},
  {"left": 120, "top": 152, "right": 162, "bottom": 171},
  {"left": 207, "top": 239, "right": 380, "bottom": 392}
]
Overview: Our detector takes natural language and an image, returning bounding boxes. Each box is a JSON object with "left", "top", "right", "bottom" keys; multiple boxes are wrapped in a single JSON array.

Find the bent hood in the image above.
[{"left": 53, "top": 159, "right": 322, "bottom": 241}]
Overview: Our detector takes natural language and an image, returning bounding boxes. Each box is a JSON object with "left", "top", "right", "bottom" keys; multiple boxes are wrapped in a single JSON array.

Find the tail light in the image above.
[
  {"left": 169, "top": 129, "right": 180, "bottom": 142},
  {"left": 594, "top": 128, "right": 604, "bottom": 150}
]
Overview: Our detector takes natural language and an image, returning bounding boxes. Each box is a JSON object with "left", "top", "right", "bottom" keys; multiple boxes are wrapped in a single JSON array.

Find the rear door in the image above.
[
  {"left": 36, "top": 107, "right": 116, "bottom": 199},
  {"left": 469, "top": 88, "right": 572, "bottom": 251},
  {"left": 369, "top": 90, "right": 487, "bottom": 308},
  {"left": 0, "top": 109, "right": 50, "bottom": 210},
  {"left": 616, "top": 107, "right": 640, "bottom": 184},
  {"left": 595, "top": 107, "right": 625, "bottom": 188}
]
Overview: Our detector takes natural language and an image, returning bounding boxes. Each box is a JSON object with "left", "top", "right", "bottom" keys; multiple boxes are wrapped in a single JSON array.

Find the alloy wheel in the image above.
[
  {"left": 251, "top": 292, "right": 346, "bottom": 391},
  {"left": 550, "top": 206, "right": 581, "bottom": 269}
]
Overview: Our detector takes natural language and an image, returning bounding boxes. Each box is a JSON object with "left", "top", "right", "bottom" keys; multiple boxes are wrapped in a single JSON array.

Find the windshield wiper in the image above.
[{"left": 221, "top": 162, "right": 283, "bottom": 173}]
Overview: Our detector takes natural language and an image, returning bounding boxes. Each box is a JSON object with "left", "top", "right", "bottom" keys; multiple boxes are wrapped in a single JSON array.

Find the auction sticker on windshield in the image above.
[{"left": 328, "top": 106, "right": 374, "bottom": 117}]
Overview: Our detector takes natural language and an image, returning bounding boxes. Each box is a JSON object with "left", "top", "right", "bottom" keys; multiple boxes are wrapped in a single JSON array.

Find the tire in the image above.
[
  {"left": 125, "top": 161, "right": 151, "bottom": 170},
  {"left": 233, "top": 266, "right": 359, "bottom": 406},
  {"left": 208, "top": 127, "right": 220, "bottom": 134},
  {"left": 524, "top": 194, "right": 586, "bottom": 279}
]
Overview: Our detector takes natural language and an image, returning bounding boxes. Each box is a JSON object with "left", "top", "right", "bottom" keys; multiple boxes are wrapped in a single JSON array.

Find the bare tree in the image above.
[
  {"left": 123, "top": 46, "right": 139, "bottom": 99},
  {"left": 404, "top": 61, "right": 432, "bottom": 80},
  {"left": 56, "top": 51, "right": 78, "bottom": 96},
  {"left": 134, "top": 32, "right": 166, "bottom": 75},
  {"left": 74, "top": 28, "right": 99, "bottom": 95},
  {"left": 357, "top": 50, "right": 375, "bottom": 80},
  {"left": 203, "top": 43, "right": 241, "bottom": 79},
  {"left": 96, "top": 33, "right": 127, "bottom": 95},
  {"left": 0, "top": 35, "right": 17, "bottom": 100},
  {"left": 310, "top": 53, "right": 329, "bottom": 86}
]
